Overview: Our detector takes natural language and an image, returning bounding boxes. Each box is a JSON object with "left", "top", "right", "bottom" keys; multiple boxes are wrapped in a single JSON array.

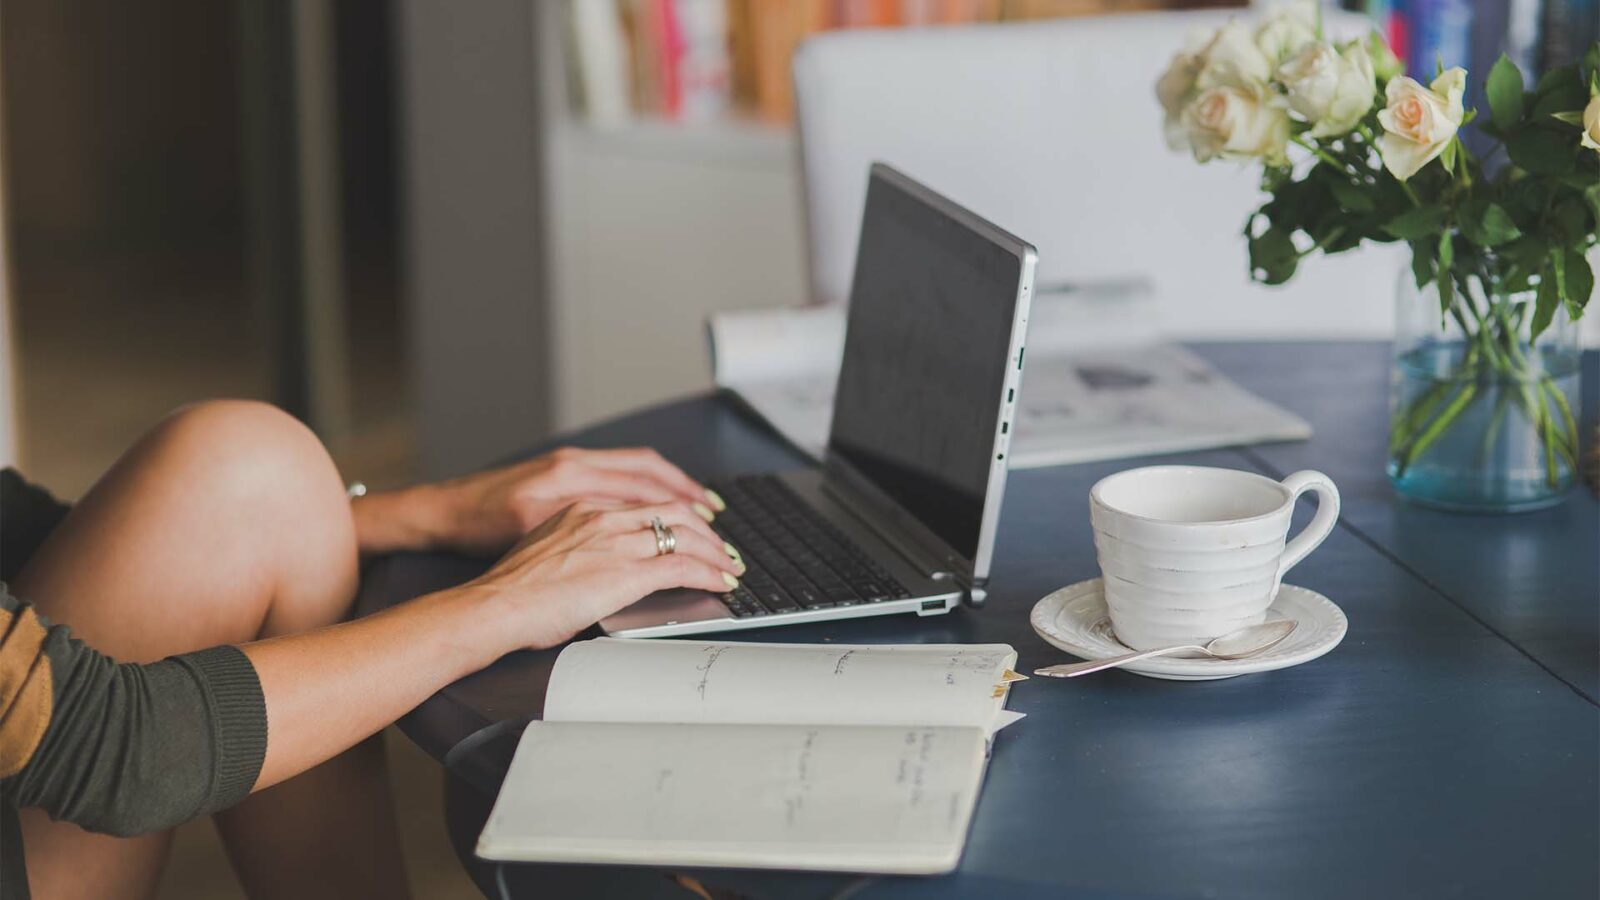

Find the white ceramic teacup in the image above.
[{"left": 1089, "top": 466, "right": 1340, "bottom": 651}]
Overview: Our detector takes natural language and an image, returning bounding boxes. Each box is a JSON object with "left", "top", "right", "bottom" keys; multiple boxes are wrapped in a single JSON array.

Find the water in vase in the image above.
[{"left": 1388, "top": 342, "right": 1582, "bottom": 513}]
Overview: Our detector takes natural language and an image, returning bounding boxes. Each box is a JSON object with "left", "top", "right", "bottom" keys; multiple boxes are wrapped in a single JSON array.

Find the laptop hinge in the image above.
[{"left": 818, "top": 480, "right": 967, "bottom": 592}]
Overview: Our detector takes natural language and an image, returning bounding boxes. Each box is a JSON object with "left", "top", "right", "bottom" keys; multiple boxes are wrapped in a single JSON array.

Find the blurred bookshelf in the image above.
[{"left": 562, "top": 0, "right": 1245, "bottom": 145}]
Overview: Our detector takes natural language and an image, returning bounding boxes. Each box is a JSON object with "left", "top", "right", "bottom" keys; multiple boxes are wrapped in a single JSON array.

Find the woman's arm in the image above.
[
  {"left": 3, "top": 498, "right": 739, "bottom": 830},
  {"left": 350, "top": 447, "right": 727, "bottom": 557},
  {"left": 249, "top": 498, "right": 738, "bottom": 790}
]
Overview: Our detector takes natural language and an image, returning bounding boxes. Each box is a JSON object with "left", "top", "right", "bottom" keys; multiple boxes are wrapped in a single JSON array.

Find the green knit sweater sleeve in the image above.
[{"left": 1, "top": 587, "right": 268, "bottom": 837}]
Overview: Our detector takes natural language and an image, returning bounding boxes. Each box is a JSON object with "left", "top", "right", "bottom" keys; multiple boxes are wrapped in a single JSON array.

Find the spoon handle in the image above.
[{"left": 1033, "top": 644, "right": 1207, "bottom": 678}]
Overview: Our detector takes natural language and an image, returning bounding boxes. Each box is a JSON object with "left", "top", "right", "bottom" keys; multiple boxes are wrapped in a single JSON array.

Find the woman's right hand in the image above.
[{"left": 464, "top": 500, "right": 743, "bottom": 651}]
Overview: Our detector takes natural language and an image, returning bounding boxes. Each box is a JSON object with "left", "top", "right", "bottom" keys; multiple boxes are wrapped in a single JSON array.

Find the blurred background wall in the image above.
[{"left": 2, "top": 0, "right": 410, "bottom": 498}]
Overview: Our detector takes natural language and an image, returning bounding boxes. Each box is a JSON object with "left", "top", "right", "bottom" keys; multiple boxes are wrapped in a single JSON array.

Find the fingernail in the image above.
[
  {"left": 705, "top": 489, "right": 727, "bottom": 512},
  {"left": 722, "top": 572, "right": 740, "bottom": 589},
  {"left": 693, "top": 502, "right": 716, "bottom": 522},
  {"left": 733, "top": 559, "right": 747, "bottom": 575},
  {"left": 722, "top": 541, "right": 742, "bottom": 561}
]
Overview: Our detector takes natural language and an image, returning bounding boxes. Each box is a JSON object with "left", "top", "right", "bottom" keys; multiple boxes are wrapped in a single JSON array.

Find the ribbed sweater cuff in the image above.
[{"left": 178, "top": 645, "right": 268, "bottom": 812}]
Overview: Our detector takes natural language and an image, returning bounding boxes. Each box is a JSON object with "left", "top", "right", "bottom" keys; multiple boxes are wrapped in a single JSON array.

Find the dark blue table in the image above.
[{"left": 358, "top": 342, "right": 1600, "bottom": 900}]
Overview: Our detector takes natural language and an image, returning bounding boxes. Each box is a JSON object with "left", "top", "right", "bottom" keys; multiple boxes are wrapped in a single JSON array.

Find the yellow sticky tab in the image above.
[{"left": 1000, "top": 669, "right": 1029, "bottom": 683}]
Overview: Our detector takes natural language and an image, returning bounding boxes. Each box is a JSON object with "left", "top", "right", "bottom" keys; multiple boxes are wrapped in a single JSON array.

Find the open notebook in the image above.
[
  {"left": 708, "top": 294, "right": 1311, "bottom": 468},
  {"left": 477, "top": 638, "right": 1024, "bottom": 874}
]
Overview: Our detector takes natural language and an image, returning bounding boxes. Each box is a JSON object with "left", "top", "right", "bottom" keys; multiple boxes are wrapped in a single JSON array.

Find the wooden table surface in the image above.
[{"left": 358, "top": 342, "right": 1599, "bottom": 900}]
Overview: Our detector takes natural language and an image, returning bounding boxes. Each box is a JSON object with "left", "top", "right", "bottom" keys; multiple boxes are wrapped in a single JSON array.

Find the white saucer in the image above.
[{"left": 1030, "top": 578, "right": 1348, "bottom": 681}]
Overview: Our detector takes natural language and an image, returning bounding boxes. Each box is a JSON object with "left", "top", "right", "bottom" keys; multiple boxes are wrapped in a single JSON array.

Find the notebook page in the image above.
[
  {"left": 476, "top": 721, "right": 988, "bottom": 873},
  {"left": 543, "top": 639, "right": 1018, "bottom": 733}
]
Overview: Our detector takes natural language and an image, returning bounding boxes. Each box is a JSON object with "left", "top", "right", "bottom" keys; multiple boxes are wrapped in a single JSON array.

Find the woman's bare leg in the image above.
[{"left": 14, "top": 400, "right": 411, "bottom": 900}]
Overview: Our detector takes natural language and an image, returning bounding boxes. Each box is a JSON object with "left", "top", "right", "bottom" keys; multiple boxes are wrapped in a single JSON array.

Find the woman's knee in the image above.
[
  {"left": 140, "top": 400, "right": 360, "bottom": 633},
  {"left": 151, "top": 400, "right": 339, "bottom": 496}
]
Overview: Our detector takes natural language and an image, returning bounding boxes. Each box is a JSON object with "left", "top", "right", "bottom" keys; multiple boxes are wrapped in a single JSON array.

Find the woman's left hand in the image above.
[{"left": 352, "top": 447, "right": 726, "bottom": 556}]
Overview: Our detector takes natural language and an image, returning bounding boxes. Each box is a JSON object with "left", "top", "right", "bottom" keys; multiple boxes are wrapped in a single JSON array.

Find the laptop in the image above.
[{"left": 602, "top": 163, "right": 1037, "bottom": 638}]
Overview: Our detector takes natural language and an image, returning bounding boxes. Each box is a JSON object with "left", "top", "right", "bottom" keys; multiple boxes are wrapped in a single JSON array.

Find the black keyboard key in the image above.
[
  {"left": 752, "top": 584, "right": 801, "bottom": 613},
  {"left": 854, "top": 580, "right": 891, "bottom": 601}
]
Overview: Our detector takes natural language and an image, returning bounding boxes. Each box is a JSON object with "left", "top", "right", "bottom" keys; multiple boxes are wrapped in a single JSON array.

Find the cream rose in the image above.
[
  {"left": 1182, "top": 81, "right": 1291, "bottom": 166},
  {"left": 1277, "top": 41, "right": 1376, "bottom": 137},
  {"left": 1376, "top": 68, "right": 1466, "bottom": 181},
  {"left": 1157, "top": 48, "right": 1204, "bottom": 149},
  {"left": 1255, "top": 1, "right": 1319, "bottom": 64},
  {"left": 1196, "top": 21, "right": 1273, "bottom": 92},
  {"left": 1582, "top": 95, "right": 1600, "bottom": 153}
]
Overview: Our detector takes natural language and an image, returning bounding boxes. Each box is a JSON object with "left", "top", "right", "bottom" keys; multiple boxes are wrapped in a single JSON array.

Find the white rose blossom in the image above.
[
  {"left": 1255, "top": 1, "right": 1319, "bottom": 64},
  {"left": 1196, "top": 21, "right": 1274, "bottom": 91},
  {"left": 1582, "top": 95, "right": 1600, "bottom": 153},
  {"left": 1277, "top": 41, "right": 1377, "bottom": 138},
  {"left": 1156, "top": 47, "right": 1205, "bottom": 150},
  {"left": 1376, "top": 68, "right": 1467, "bottom": 181},
  {"left": 1181, "top": 79, "right": 1291, "bottom": 166}
]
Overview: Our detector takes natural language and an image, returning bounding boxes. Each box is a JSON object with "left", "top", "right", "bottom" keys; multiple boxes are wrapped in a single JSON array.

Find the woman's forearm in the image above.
[{"left": 242, "top": 585, "right": 509, "bottom": 790}]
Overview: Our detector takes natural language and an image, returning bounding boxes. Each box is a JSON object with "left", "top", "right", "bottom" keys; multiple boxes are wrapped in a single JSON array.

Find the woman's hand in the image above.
[
  {"left": 464, "top": 500, "right": 742, "bottom": 650},
  {"left": 243, "top": 499, "right": 743, "bottom": 790},
  {"left": 352, "top": 447, "right": 726, "bottom": 556}
]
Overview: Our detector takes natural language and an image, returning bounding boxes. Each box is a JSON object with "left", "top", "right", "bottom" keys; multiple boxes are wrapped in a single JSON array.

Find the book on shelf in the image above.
[
  {"left": 565, "top": 0, "right": 1237, "bottom": 126},
  {"left": 707, "top": 289, "right": 1313, "bottom": 469},
  {"left": 476, "top": 638, "right": 1024, "bottom": 874}
]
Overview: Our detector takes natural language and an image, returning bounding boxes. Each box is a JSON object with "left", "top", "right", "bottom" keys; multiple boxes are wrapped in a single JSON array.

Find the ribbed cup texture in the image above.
[{"left": 1091, "top": 519, "right": 1291, "bottom": 651}]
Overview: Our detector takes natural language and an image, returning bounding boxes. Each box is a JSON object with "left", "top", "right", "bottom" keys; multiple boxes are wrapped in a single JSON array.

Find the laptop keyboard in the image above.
[{"left": 708, "top": 475, "right": 912, "bottom": 618}]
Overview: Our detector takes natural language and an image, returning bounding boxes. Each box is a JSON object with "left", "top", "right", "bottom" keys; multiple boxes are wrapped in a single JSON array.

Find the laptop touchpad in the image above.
[{"left": 601, "top": 589, "right": 728, "bottom": 632}]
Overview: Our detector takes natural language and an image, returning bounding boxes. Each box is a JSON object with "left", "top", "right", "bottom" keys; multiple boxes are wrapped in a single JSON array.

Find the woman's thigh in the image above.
[{"left": 14, "top": 399, "right": 360, "bottom": 900}]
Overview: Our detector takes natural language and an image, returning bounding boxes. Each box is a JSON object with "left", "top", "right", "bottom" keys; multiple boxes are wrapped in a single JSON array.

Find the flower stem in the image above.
[
  {"left": 1293, "top": 136, "right": 1354, "bottom": 176},
  {"left": 1400, "top": 381, "right": 1479, "bottom": 471}
]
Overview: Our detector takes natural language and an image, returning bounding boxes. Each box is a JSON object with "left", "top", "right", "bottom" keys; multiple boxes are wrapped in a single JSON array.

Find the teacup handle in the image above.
[{"left": 1276, "top": 470, "right": 1340, "bottom": 584}]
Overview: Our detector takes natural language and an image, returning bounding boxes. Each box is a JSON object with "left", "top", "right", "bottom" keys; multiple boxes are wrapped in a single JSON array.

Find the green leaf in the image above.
[
  {"left": 1409, "top": 240, "right": 1434, "bottom": 289},
  {"left": 1327, "top": 178, "right": 1375, "bottom": 212},
  {"left": 1532, "top": 65, "right": 1588, "bottom": 118},
  {"left": 1248, "top": 226, "right": 1298, "bottom": 285},
  {"left": 1436, "top": 232, "right": 1455, "bottom": 315},
  {"left": 1536, "top": 64, "right": 1580, "bottom": 96},
  {"left": 1532, "top": 264, "right": 1560, "bottom": 341},
  {"left": 1552, "top": 199, "right": 1591, "bottom": 243},
  {"left": 1551, "top": 110, "right": 1586, "bottom": 126},
  {"left": 1459, "top": 200, "right": 1523, "bottom": 247},
  {"left": 1563, "top": 247, "right": 1594, "bottom": 319},
  {"left": 1383, "top": 205, "right": 1445, "bottom": 239},
  {"left": 1486, "top": 54, "right": 1525, "bottom": 131},
  {"left": 1501, "top": 235, "right": 1549, "bottom": 269},
  {"left": 1439, "top": 138, "right": 1458, "bottom": 174},
  {"left": 1506, "top": 127, "right": 1577, "bottom": 175}
]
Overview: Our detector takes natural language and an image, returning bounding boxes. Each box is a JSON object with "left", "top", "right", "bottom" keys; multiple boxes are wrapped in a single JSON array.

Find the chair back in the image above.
[{"left": 793, "top": 9, "right": 1407, "bottom": 339}]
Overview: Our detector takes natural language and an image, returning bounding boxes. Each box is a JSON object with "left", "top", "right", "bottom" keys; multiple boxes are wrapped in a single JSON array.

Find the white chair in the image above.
[{"left": 792, "top": 9, "right": 1408, "bottom": 340}]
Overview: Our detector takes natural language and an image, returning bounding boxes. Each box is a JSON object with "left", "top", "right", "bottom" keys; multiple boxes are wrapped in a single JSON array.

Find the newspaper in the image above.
[{"left": 707, "top": 292, "right": 1310, "bottom": 469}]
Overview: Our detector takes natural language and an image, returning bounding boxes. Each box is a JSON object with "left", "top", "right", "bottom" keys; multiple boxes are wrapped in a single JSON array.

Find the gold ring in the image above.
[{"left": 651, "top": 516, "right": 676, "bottom": 556}]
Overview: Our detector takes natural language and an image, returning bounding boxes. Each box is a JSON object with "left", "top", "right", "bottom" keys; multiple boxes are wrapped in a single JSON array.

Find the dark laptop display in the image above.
[{"left": 828, "top": 174, "right": 1024, "bottom": 561}]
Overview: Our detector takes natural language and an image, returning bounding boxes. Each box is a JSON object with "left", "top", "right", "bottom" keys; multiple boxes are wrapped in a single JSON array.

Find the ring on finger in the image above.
[{"left": 650, "top": 516, "right": 677, "bottom": 556}]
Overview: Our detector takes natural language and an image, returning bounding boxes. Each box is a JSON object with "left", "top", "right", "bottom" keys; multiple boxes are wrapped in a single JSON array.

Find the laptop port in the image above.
[{"left": 921, "top": 599, "right": 945, "bottom": 612}]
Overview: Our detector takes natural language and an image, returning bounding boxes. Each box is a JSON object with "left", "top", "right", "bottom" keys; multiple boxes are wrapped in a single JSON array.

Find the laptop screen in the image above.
[{"left": 826, "top": 169, "right": 1023, "bottom": 562}]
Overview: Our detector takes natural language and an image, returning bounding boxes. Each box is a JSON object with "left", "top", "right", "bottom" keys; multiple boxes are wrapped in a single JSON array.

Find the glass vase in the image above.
[{"left": 1387, "top": 266, "right": 1582, "bottom": 513}]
